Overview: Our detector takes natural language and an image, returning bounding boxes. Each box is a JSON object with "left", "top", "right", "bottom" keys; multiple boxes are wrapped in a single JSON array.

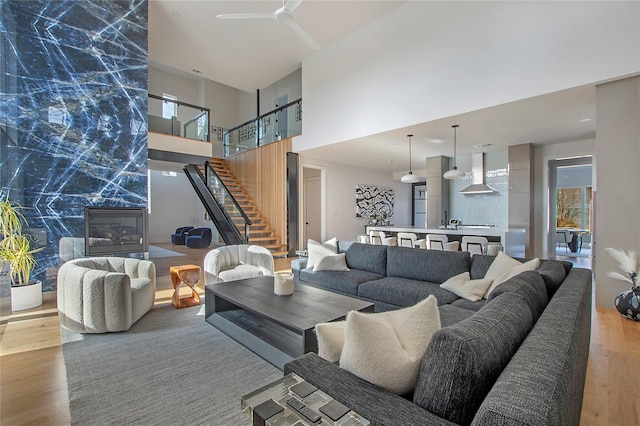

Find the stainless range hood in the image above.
[{"left": 460, "top": 153, "right": 496, "bottom": 194}]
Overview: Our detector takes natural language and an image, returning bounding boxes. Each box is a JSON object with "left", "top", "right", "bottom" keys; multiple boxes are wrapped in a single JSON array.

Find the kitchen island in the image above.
[{"left": 365, "top": 226, "right": 525, "bottom": 257}]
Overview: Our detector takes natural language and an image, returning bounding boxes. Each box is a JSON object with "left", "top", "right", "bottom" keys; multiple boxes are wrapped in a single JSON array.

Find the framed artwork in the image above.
[{"left": 356, "top": 184, "right": 394, "bottom": 219}]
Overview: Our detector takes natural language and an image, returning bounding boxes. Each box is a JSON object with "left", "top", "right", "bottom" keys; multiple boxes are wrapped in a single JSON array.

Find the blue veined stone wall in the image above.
[{"left": 0, "top": 0, "right": 148, "bottom": 291}]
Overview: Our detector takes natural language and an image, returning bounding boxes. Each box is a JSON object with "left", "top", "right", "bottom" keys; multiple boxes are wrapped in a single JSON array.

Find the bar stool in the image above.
[
  {"left": 426, "top": 234, "right": 459, "bottom": 251},
  {"left": 461, "top": 236, "right": 488, "bottom": 255},
  {"left": 397, "top": 232, "right": 426, "bottom": 249},
  {"left": 369, "top": 230, "right": 397, "bottom": 246}
]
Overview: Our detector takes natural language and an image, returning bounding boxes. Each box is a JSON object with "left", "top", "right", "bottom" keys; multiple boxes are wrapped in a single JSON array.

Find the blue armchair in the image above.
[
  {"left": 185, "top": 227, "right": 212, "bottom": 248},
  {"left": 171, "top": 226, "right": 194, "bottom": 245}
]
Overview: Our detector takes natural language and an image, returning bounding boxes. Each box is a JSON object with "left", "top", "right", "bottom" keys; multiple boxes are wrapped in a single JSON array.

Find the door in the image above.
[{"left": 303, "top": 177, "right": 321, "bottom": 245}]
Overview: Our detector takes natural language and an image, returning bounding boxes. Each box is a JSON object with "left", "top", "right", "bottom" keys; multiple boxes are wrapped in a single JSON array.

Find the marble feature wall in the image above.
[{"left": 0, "top": 1, "right": 148, "bottom": 291}]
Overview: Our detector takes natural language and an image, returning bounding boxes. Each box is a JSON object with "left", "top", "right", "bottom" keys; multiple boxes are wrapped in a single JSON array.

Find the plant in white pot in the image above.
[{"left": 0, "top": 192, "right": 44, "bottom": 311}]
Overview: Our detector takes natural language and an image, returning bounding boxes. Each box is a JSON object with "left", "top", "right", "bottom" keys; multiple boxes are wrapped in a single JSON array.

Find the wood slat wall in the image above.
[{"left": 225, "top": 138, "right": 293, "bottom": 250}]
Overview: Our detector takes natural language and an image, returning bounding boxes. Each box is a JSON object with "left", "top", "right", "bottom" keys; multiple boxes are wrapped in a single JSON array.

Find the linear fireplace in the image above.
[{"left": 84, "top": 207, "right": 148, "bottom": 256}]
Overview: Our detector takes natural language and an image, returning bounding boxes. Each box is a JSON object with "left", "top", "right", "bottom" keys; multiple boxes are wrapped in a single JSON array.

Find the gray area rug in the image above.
[
  {"left": 148, "top": 245, "right": 185, "bottom": 259},
  {"left": 61, "top": 302, "right": 281, "bottom": 425}
]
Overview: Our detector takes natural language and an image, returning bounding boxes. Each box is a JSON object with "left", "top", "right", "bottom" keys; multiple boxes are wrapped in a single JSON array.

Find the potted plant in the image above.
[{"left": 0, "top": 192, "right": 43, "bottom": 311}]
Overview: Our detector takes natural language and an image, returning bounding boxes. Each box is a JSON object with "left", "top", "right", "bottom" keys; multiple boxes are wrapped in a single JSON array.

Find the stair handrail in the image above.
[{"left": 204, "top": 161, "right": 252, "bottom": 241}]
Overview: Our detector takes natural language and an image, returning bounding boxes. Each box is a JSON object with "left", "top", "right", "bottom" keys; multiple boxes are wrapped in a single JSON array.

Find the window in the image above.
[{"left": 162, "top": 93, "right": 177, "bottom": 119}]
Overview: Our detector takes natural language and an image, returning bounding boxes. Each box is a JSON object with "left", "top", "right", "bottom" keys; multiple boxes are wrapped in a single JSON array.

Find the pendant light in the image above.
[
  {"left": 401, "top": 134, "right": 420, "bottom": 183},
  {"left": 443, "top": 124, "right": 466, "bottom": 179}
]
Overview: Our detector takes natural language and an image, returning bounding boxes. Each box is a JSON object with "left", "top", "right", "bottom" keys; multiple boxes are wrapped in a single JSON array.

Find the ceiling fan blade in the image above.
[
  {"left": 216, "top": 13, "right": 276, "bottom": 20},
  {"left": 285, "top": 20, "right": 320, "bottom": 50},
  {"left": 285, "top": 0, "right": 303, "bottom": 13}
]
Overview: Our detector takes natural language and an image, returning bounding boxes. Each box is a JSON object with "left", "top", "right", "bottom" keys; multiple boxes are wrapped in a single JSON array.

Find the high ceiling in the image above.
[{"left": 148, "top": 0, "right": 597, "bottom": 174}]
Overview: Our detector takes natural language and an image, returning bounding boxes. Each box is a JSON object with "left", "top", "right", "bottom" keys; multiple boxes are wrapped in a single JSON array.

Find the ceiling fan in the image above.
[{"left": 216, "top": 0, "right": 320, "bottom": 50}]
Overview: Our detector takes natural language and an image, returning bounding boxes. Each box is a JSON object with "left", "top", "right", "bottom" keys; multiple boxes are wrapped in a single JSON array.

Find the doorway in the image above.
[
  {"left": 548, "top": 156, "right": 593, "bottom": 268},
  {"left": 301, "top": 166, "right": 323, "bottom": 248}
]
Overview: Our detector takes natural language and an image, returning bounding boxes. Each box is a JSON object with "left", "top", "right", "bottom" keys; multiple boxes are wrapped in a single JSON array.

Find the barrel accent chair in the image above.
[
  {"left": 171, "top": 226, "right": 194, "bottom": 245},
  {"left": 57, "top": 257, "right": 156, "bottom": 333},
  {"left": 204, "top": 244, "right": 274, "bottom": 284}
]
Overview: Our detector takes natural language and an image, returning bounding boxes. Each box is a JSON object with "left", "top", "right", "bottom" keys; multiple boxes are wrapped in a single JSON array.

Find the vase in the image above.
[{"left": 614, "top": 287, "right": 640, "bottom": 321}]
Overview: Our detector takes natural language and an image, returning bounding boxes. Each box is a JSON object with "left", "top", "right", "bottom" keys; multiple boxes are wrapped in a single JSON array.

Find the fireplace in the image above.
[{"left": 84, "top": 207, "right": 148, "bottom": 256}]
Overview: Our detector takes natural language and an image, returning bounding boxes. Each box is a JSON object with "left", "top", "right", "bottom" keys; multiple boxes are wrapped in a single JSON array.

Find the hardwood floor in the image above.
[{"left": 1, "top": 246, "right": 638, "bottom": 425}]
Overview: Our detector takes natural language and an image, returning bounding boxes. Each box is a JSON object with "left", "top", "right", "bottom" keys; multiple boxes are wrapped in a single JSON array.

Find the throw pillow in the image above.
[
  {"left": 339, "top": 295, "right": 441, "bottom": 395},
  {"left": 314, "top": 253, "right": 350, "bottom": 272},
  {"left": 306, "top": 238, "right": 337, "bottom": 269},
  {"left": 484, "top": 257, "right": 540, "bottom": 298},
  {"left": 440, "top": 272, "right": 493, "bottom": 302},
  {"left": 315, "top": 321, "right": 346, "bottom": 363}
]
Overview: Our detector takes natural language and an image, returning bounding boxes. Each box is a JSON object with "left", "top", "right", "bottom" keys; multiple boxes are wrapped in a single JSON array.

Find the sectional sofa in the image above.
[{"left": 287, "top": 241, "right": 592, "bottom": 425}]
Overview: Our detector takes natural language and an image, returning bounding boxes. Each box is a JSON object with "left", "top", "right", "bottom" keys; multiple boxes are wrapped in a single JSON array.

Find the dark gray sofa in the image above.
[{"left": 287, "top": 241, "right": 592, "bottom": 425}]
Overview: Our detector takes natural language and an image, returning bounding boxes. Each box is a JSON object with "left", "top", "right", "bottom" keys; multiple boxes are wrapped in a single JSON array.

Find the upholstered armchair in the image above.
[
  {"left": 57, "top": 257, "right": 156, "bottom": 333},
  {"left": 368, "top": 231, "right": 397, "bottom": 246},
  {"left": 185, "top": 227, "right": 212, "bottom": 248},
  {"left": 204, "top": 244, "right": 274, "bottom": 284},
  {"left": 426, "top": 234, "right": 459, "bottom": 251},
  {"left": 171, "top": 226, "right": 194, "bottom": 245},
  {"left": 397, "top": 232, "right": 426, "bottom": 248}
]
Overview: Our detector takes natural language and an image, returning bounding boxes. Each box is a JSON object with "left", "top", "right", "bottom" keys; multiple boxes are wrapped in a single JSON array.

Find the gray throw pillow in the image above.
[
  {"left": 536, "top": 260, "right": 567, "bottom": 297},
  {"left": 486, "top": 270, "right": 549, "bottom": 321},
  {"left": 413, "top": 292, "right": 535, "bottom": 425}
]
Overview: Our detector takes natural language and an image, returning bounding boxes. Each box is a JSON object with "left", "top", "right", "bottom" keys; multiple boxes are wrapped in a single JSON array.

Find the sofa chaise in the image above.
[{"left": 287, "top": 241, "right": 592, "bottom": 425}]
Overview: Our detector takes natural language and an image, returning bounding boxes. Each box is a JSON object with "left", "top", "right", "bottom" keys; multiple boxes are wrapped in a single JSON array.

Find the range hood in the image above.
[{"left": 460, "top": 153, "right": 496, "bottom": 194}]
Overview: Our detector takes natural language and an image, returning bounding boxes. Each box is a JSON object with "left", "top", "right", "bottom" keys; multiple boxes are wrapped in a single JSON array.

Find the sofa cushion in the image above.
[
  {"left": 536, "top": 259, "right": 568, "bottom": 297},
  {"left": 358, "top": 277, "right": 460, "bottom": 307},
  {"left": 413, "top": 292, "right": 536, "bottom": 425},
  {"left": 470, "top": 255, "right": 497, "bottom": 279},
  {"left": 344, "top": 243, "right": 388, "bottom": 276},
  {"left": 440, "top": 272, "right": 493, "bottom": 302},
  {"left": 314, "top": 253, "right": 349, "bottom": 272},
  {"left": 482, "top": 253, "right": 540, "bottom": 298},
  {"left": 386, "top": 246, "right": 471, "bottom": 283},
  {"left": 487, "top": 270, "right": 549, "bottom": 320},
  {"left": 315, "top": 321, "right": 346, "bottom": 363},
  {"left": 450, "top": 298, "right": 486, "bottom": 312},
  {"left": 437, "top": 304, "right": 476, "bottom": 328},
  {"left": 340, "top": 296, "right": 441, "bottom": 395},
  {"left": 299, "top": 268, "right": 384, "bottom": 295}
]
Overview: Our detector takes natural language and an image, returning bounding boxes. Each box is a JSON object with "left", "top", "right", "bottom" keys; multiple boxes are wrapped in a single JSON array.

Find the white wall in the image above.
[
  {"left": 296, "top": 1, "right": 640, "bottom": 152},
  {"left": 260, "top": 68, "right": 302, "bottom": 113},
  {"left": 299, "top": 155, "right": 411, "bottom": 242},
  {"left": 594, "top": 76, "right": 640, "bottom": 309}
]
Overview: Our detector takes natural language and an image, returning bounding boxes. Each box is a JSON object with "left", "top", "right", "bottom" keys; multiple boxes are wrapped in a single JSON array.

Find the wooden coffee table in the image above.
[{"left": 205, "top": 276, "right": 374, "bottom": 370}]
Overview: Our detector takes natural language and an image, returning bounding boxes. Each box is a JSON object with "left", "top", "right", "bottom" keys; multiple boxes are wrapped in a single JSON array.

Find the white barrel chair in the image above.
[
  {"left": 57, "top": 257, "right": 156, "bottom": 333},
  {"left": 426, "top": 234, "right": 460, "bottom": 251},
  {"left": 204, "top": 244, "right": 274, "bottom": 284},
  {"left": 461, "top": 236, "right": 488, "bottom": 255},
  {"left": 397, "top": 232, "right": 426, "bottom": 249}
]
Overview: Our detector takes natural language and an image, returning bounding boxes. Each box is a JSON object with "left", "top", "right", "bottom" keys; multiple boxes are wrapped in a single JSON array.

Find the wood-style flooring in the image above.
[{"left": 1, "top": 244, "right": 638, "bottom": 425}]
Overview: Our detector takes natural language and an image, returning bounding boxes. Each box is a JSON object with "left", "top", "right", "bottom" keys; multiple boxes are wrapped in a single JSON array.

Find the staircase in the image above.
[{"left": 207, "top": 158, "right": 288, "bottom": 258}]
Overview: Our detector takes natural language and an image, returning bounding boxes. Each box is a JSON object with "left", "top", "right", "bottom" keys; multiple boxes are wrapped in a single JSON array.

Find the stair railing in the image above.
[{"left": 204, "top": 161, "right": 251, "bottom": 242}]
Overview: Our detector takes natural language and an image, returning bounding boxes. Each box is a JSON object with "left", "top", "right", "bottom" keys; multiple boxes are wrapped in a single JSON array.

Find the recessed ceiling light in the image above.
[
  {"left": 580, "top": 118, "right": 592, "bottom": 122},
  {"left": 473, "top": 143, "right": 493, "bottom": 148}
]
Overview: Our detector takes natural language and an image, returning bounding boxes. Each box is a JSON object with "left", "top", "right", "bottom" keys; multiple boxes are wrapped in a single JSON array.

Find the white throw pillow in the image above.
[
  {"left": 306, "top": 238, "right": 337, "bottom": 269},
  {"left": 440, "top": 272, "right": 493, "bottom": 302},
  {"left": 484, "top": 257, "right": 540, "bottom": 298},
  {"left": 314, "top": 253, "right": 350, "bottom": 272},
  {"left": 315, "top": 321, "right": 346, "bottom": 363},
  {"left": 339, "top": 296, "right": 441, "bottom": 395}
]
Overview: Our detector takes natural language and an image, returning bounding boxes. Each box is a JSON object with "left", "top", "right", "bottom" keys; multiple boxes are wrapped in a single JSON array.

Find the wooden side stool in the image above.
[{"left": 170, "top": 264, "right": 201, "bottom": 309}]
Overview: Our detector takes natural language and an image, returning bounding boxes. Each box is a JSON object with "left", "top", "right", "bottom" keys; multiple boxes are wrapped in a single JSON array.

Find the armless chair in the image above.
[
  {"left": 369, "top": 230, "right": 397, "bottom": 246},
  {"left": 556, "top": 230, "right": 570, "bottom": 253},
  {"left": 461, "top": 236, "right": 488, "bottom": 255},
  {"left": 426, "top": 234, "right": 459, "bottom": 251},
  {"left": 397, "top": 232, "right": 426, "bottom": 249}
]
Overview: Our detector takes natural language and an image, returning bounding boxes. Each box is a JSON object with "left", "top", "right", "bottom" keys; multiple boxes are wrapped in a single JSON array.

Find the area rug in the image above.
[
  {"left": 148, "top": 245, "right": 185, "bottom": 259},
  {"left": 61, "top": 302, "right": 281, "bottom": 425}
]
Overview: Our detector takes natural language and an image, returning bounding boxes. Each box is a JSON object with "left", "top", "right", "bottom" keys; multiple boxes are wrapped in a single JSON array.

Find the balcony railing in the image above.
[
  {"left": 148, "top": 94, "right": 210, "bottom": 142},
  {"left": 223, "top": 98, "right": 302, "bottom": 157}
]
